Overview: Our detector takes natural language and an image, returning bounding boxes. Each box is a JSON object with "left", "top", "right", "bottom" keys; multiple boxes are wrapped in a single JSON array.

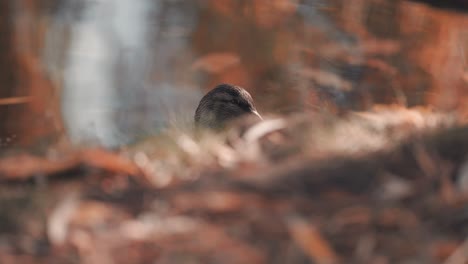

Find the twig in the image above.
[{"left": 0, "top": 96, "right": 31, "bottom": 105}]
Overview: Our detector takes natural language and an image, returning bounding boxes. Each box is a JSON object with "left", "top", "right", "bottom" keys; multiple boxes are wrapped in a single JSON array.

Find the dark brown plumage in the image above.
[{"left": 194, "top": 84, "right": 262, "bottom": 129}]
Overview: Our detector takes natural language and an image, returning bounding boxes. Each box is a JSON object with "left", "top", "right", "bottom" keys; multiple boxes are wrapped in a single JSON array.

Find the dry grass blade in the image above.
[
  {"left": 443, "top": 237, "right": 468, "bottom": 264},
  {"left": 0, "top": 148, "right": 141, "bottom": 180},
  {"left": 0, "top": 153, "right": 79, "bottom": 180},
  {"left": 286, "top": 216, "right": 340, "bottom": 264},
  {"left": 80, "top": 148, "right": 141, "bottom": 176}
]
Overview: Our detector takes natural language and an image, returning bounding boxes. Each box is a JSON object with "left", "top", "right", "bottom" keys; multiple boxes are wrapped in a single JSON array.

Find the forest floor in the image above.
[{"left": 0, "top": 106, "right": 468, "bottom": 264}]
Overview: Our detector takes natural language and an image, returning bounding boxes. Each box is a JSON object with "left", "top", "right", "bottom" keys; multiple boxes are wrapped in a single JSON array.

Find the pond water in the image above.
[{"left": 2, "top": 0, "right": 468, "bottom": 148}]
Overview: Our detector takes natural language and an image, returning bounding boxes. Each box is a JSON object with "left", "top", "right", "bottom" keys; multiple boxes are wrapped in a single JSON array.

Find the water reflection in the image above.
[{"left": 55, "top": 0, "right": 199, "bottom": 146}]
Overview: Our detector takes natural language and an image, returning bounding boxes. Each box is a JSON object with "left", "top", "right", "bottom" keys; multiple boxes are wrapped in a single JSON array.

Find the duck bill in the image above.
[{"left": 251, "top": 110, "right": 263, "bottom": 120}]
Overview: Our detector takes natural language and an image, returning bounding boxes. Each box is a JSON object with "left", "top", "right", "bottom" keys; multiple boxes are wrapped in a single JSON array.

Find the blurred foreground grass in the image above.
[{"left": 1, "top": 106, "right": 467, "bottom": 263}]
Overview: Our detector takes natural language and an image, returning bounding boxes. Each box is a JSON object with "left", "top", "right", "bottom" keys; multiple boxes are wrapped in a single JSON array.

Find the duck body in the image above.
[{"left": 195, "top": 84, "right": 261, "bottom": 129}]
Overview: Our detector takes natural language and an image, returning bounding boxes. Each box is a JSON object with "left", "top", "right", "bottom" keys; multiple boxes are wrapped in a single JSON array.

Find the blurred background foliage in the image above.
[
  {"left": 0, "top": 1, "right": 468, "bottom": 263},
  {"left": 0, "top": 0, "right": 467, "bottom": 149}
]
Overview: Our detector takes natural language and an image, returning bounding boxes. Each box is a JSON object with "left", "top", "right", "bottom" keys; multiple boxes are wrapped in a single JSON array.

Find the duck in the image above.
[{"left": 194, "top": 84, "right": 262, "bottom": 129}]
